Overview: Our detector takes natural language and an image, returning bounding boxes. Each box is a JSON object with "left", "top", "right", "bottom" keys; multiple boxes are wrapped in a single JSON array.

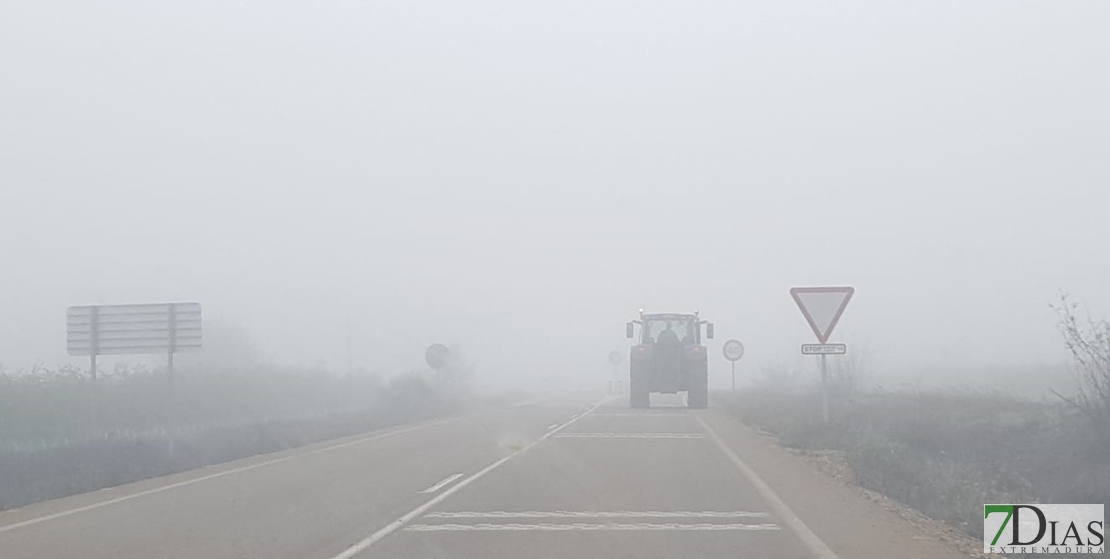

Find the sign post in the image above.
[
  {"left": 67, "top": 302, "right": 202, "bottom": 444},
  {"left": 789, "top": 287, "right": 854, "bottom": 424},
  {"left": 607, "top": 350, "right": 623, "bottom": 393},
  {"left": 721, "top": 339, "right": 745, "bottom": 390},
  {"left": 425, "top": 343, "right": 452, "bottom": 385}
]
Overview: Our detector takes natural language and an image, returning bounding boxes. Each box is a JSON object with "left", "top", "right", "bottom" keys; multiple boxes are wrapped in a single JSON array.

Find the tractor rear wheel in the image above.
[
  {"left": 687, "top": 370, "right": 708, "bottom": 409},
  {"left": 630, "top": 372, "right": 650, "bottom": 408}
]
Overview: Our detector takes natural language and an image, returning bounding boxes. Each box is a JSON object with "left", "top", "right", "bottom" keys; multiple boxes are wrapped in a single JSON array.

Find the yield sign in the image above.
[{"left": 790, "top": 286, "right": 855, "bottom": 344}]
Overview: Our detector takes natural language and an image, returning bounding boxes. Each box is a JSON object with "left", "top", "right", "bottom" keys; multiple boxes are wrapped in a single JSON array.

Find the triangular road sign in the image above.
[{"left": 790, "top": 286, "right": 854, "bottom": 344}]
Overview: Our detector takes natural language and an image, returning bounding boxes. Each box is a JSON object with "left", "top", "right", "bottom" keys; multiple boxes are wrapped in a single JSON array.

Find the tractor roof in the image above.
[{"left": 640, "top": 312, "right": 698, "bottom": 320}]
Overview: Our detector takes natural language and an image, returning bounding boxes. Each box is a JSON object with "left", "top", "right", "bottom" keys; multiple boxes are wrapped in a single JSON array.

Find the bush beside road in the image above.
[
  {"left": 714, "top": 387, "right": 1110, "bottom": 542},
  {"left": 0, "top": 365, "right": 492, "bottom": 511}
]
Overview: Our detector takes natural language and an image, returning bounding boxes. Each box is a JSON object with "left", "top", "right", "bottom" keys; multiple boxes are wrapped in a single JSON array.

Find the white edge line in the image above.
[
  {"left": 423, "top": 510, "right": 772, "bottom": 519},
  {"left": 0, "top": 415, "right": 461, "bottom": 535},
  {"left": 695, "top": 416, "right": 841, "bottom": 559},
  {"left": 403, "top": 522, "right": 781, "bottom": 531},
  {"left": 418, "top": 473, "right": 464, "bottom": 494},
  {"left": 328, "top": 395, "right": 613, "bottom": 559},
  {"left": 551, "top": 432, "right": 704, "bottom": 438}
]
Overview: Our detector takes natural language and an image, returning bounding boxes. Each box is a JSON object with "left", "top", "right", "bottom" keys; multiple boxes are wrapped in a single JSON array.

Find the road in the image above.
[{"left": 0, "top": 392, "right": 973, "bottom": 559}]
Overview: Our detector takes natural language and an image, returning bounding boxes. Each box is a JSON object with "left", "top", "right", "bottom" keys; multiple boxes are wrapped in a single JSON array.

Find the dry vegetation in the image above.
[
  {"left": 716, "top": 296, "right": 1110, "bottom": 545},
  {"left": 0, "top": 364, "right": 488, "bottom": 510},
  {"left": 716, "top": 388, "right": 1108, "bottom": 540}
]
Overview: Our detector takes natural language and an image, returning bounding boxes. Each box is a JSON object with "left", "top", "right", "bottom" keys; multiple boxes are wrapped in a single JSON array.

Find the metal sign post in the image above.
[
  {"left": 722, "top": 339, "right": 745, "bottom": 390},
  {"left": 89, "top": 306, "right": 100, "bottom": 423},
  {"left": 790, "top": 287, "right": 854, "bottom": 424},
  {"left": 820, "top": 353, "right": 828, "bottom": 421},
  {"left": 425, "top": 344, "right": 452, "bottom": 386},
  {"left": 167, "top": 303, "right": 176, "bottom": 394},
  {"left": 607, "top": 350, "right": 623, "bottom": 393},
  {"left": 67, "top": 302, "right": 203, "bottom": 429}
]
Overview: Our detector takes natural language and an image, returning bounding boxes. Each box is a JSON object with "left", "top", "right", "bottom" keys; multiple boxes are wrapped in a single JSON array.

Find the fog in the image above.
[{"left": 2, "top": 1, "right": 1109, "bottom": 395}]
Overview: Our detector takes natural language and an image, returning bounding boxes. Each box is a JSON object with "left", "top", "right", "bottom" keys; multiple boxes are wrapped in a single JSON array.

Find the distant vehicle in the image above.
[{"left": 625, "top": 310, "right": 714, "bottom": 408}]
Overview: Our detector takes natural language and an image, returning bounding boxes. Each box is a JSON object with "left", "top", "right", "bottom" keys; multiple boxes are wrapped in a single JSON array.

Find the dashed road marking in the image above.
[
  {"left": 590, "top": 413, "right": 690, "bottom": 417},
  {"left": 417, "top": 473, "right": 464, "bottom": 494},
  {"left": 553, "top": 432, "right": 704, "bottom": 439},
  {"left": 405, "top": 522, "right": 781, "bottom": 532},
  {"left": 326, "top": 395, "right": 613, "bottom": 559},
  {"left": 424, "top": 511, "right": 771, "bottom": 519},
  {"left": 546, "top": 424, "right": 559, "bottom": 430}
]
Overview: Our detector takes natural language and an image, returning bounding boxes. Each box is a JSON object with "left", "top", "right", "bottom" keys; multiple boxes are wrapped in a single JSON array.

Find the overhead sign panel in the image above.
[
  {"left": 67, "top": 303, "right": 202, "bottom": 356},
  {"left": 789, "top": 287, "right": 854, "bottom": 344}
]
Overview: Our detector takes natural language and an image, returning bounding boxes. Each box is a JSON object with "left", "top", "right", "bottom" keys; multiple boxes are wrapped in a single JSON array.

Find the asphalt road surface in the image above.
[{"left": 0, "top": 392, "right": 973, "bottom": 559}]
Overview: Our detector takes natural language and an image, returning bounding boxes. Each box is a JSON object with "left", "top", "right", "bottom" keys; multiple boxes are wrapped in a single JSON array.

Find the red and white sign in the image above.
[
  {"left": 722, "top": 339, "right": 745, "bottom": 361},
  {"left": 790, "top": 286, "right": 854, "bottom": 344}
]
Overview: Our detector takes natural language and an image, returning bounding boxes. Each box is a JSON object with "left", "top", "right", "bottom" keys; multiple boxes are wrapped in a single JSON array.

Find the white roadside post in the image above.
[
  {"left": 789, "top": 287, "right": 854, "bottom": 424},
  {"left": 722, "top": 339, "right": 745, "bottom": 390},
  {"left": 607, "top": 350, "right": 624, "bottom": 394}
]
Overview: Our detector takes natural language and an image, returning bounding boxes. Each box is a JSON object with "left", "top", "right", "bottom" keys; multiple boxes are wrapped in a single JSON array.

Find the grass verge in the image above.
[
  {"left": 0, "top": 366, "right": 507, "bottom": 510},
  {"left": 714, "top": 387, "right": 1110, "bottom": 541}
]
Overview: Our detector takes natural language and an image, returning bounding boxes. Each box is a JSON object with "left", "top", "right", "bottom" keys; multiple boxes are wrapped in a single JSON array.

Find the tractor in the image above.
[{"left": 625, "top": 310, "right": 714, "bottom": 408}]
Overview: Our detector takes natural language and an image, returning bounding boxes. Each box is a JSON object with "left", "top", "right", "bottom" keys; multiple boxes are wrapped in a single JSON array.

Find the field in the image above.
[
  {"left": 714, "top": 386, "right": 1110, "bottom": 542},
  {"left": 0, "top": 364, "right": 486, "bottom": 510}
]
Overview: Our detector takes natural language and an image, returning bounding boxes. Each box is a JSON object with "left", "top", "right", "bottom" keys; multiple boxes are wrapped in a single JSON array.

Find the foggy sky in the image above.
[{"left": 2, "top": 1, "right": 1108, "bottom": 390}]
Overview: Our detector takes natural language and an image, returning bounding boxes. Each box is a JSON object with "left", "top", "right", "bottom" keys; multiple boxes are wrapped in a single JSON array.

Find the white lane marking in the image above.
[
  {"left": 424, "top": 510, "right": 771, "bottom": 519},
  {"left": 0, "top": 416, "right": 461, "bottom": 535},
  {"left": 552, "top": 432, "right": 704, "bottom": 439},
  {"left": 327, "top": 395, "right": 613, "bottom": 559},
  {"left": 695, "top": 416, "right": 841, "bottom": 559},
  {"left": 405, "top": 522, "right": 781, "bottom": 532},
  {"left": 418, "top": 473, "right": 464, "bottom": 494},
  {"left": 590, "top": 413, "right": 689, "bottom": 417},
  {"left": 546, "top": 424, "right": 559, "bottom": 430}
]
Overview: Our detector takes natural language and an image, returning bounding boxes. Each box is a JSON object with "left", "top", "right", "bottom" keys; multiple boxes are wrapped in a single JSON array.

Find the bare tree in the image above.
[{"left": 1051, "top": 292, "right": 1110, "bottom": 425}]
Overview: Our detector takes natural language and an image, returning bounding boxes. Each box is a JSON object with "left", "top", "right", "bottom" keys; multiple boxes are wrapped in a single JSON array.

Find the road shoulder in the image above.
[{"left": 698, "top": 406, "right": 985, "bottom": 559}]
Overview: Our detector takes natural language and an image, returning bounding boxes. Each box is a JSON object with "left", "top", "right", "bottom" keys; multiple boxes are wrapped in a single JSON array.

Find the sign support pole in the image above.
[
  {"left": 90, "top": 305, "right": 100, "bottom": 426},
  {"left": 168, "top": 303, "right": 177, "bottom": 459},
  {"left": 168, "top": 304, "right": 176, "bottom": 395},
  {"left": 67, "top": 302, "right": 203, "bottom": 435},
  {"left": 168, "top": 345, "right": 176, "bottom": 460},
  {"left": 721, "top": 339, "right": 745, "bottom": 390},
  {"left": 90, "top": 352, "right": 99, "bottom": 426},
  {"left": 820, "top": 353, "right": 829, "bottom": 424}
]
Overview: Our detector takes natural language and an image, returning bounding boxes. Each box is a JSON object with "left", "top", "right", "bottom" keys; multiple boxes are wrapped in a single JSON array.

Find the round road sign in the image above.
[
  {"left": 425, "top": 344, "right": 452, "bottom": 369},
  {"left": 607, "top": 350, "right": 623, "bottom": 366},
  {"left": 722, "top": 339, "right": 745, "bottom": 361}
]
